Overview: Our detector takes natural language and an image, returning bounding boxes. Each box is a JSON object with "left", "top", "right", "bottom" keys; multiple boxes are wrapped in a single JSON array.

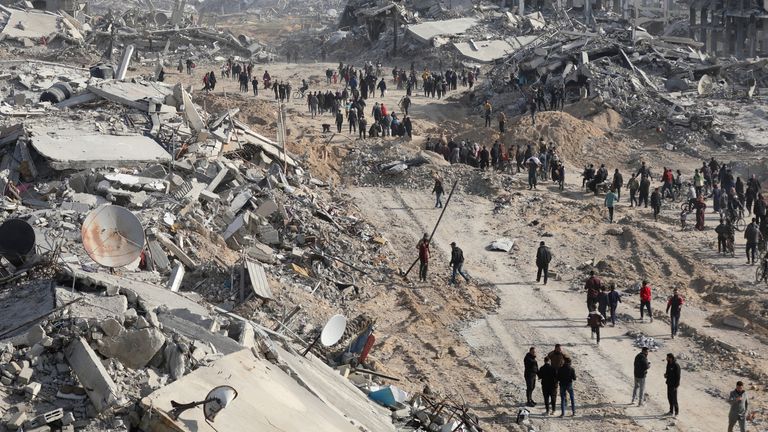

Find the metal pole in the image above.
[{"left": 402, "top": 180, "right": 459, "bottom": 278}]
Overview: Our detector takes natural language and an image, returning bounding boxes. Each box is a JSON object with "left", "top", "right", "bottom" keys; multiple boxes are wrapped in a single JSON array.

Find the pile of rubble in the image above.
[{"left": 0, "top": 54, "right": 490, "bottom": 430}]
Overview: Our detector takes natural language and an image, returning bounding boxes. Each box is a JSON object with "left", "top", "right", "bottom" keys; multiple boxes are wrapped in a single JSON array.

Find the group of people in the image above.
[{"left": 415, "top": 234, "right": 470, "bottom": 285}]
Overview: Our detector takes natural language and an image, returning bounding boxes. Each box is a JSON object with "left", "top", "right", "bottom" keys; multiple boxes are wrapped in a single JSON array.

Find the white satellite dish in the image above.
[
  {"left": 81, "top": 205, "right": 145, "bottom": 268},
  {"left": 320, "top": 314, "right": 347, "bottom": 347},
  {"left": 169, "top": 385, "right": 238, "bottom": 426},
  {"left": 302, "top": 314, "right": 348, "bottom": 357},
  {"left": 203, "top": 385, "right": 239, "bottom": 422}
]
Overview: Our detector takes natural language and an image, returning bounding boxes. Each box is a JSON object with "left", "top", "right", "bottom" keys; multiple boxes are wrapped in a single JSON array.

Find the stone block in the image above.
[
  {"left": 25, "top": 382, "right": 42, "bottom": 399},
  {"left": 64, "top": 337, "right": 118, "bottom": 412},
  {"left": 17, "top": 366, "right": 33, "bottom": 384}
]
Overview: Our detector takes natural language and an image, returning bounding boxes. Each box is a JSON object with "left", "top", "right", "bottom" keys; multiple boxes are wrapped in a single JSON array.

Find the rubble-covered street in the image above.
[{"left": 0, "top": 0, "right": 768, "bottom": 431}]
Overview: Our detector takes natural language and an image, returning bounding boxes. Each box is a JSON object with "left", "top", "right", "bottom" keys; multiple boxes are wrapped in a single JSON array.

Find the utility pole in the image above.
[{"left": 392, "top": 9, "right": 398, "bottom": 57}]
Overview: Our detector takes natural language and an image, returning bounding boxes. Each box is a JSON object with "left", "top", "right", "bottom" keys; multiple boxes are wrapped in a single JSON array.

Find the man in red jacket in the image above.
[
  {"left": 640, "top": 280, "right": 653, "bottom": 322},
  {"left": 417, "top": 234, "right": 430, "bottom": 282}
]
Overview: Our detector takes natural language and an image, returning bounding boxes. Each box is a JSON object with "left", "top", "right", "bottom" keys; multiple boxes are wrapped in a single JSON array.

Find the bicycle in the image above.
[
  {"left": 724, "top": 235, "right": 735, "bottom": 258},
  {"left": 292, "top": 88, "right": 308, "bottom": 100}
]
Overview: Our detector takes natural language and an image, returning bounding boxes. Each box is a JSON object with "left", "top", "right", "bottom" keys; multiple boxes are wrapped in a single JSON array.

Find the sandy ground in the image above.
[{"left": 157, "top": 60, "right": 768, "bottom": 431}]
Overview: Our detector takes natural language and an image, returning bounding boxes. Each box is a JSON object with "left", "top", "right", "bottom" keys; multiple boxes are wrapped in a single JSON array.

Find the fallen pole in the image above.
[{"left": 401, "top": 180, "right": 459, "bottom": 279}]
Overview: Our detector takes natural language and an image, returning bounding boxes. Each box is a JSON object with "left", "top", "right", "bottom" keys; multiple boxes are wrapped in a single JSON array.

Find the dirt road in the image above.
[{"left": 347, "top": 180, "right": 756, "bottom": 432}]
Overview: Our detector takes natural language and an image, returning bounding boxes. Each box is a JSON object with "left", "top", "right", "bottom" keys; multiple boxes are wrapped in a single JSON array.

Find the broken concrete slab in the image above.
[
  {"left": 96, "top": 327, "right": 165, "bottom": 369},
  {"left": 158, "top": 312, "right": 241, "bottom": 354},
  {"left": 56, "top": 288, "right": 128, "bottom": 322},
  {"left": 1, "top": 9, "right": 61, "bottom": 40},
  {"left": 453, "top": 39, "right": 516, "bottom": 63},
  {"left": 275, "top": 345, "right": 396, "bottom": 432},
  {"left": 86, "top": 81, "right": 173, "bottom": 112},
  {"left": 141, "top": 349, "right": 364, "bottom": 432},
  {"left": 65, "top": 337, "right": 118, "bottom": 412},
  {"left": 407, "top": 18, "right": 478, "bottom": 44},
  {"left": 0, "top": 281, "right": 54, "bottom": 341},
  {"left": 28, "top": 126, "right": 171, "bottom": 170},
  {"left": 166, "top": 262, "right": 185, "bottom": 292}
]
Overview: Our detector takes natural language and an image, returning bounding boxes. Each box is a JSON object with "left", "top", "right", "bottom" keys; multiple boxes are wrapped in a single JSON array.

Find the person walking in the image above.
[
  {"left": 449, "top": 242, "right": 470, "bottom": 284},
  {"left": 664, "top": 353, "right": 681, "bottom": 417},
  {"left": 585, "top": 271, "right": 602, "bottom": 312},
  {"left": 745, "top": 218, "right": 762, "bottom": 264},
  {"left": 632, "top": 347, "right": 650, "bottom": 406},
  {"left": 639, "top": 175, "right": 651, "bottom": 208},
  {"left": 524, "top": 347, "right": 539, "bottom": 407},
  {"left": 432, "top": 179, "right": 444, "bottom": 208},
  {"left": 666, "top": 288, "right": 684, "bottom": 339},
  {"left": 558, "top": 358, "right": 576, "bottom": 417},
  {"left": 608, "top": 283, "right": 622, "bottom": 326},
  {"left": 728, "top": 381, "right": 749, "bottom": 432},
  {"left": 537, "top": 357, "right": 558, "bottom": 416},
  {"left": 640, "top": 280, "right": 653, "bottom": 322},
  {"left": 587, "top": 308, "right": 605, "bottom": 344},
  {"left": 612, "top": 169, "right": 624, "bottom": 201},
  {"left": 605, "top": 188, "right": 618, "bottom": 223},
  {"left": 536, "top": 241, "right": 552, "bottom": 285},
  {"left": 651, "top": 187, "right": 662, "bottom": 221},
  {"left": 416, "top": 234, "right": 430, "bottom": 282},
  {"left": 597, "top": 286, "right": 609, "bottom": 319},
  {"left": 483, "top": 100, "right": 492, "bottom": 127},
  {"left": 628, "top": 173, "right": 640, "bottom": 207}
]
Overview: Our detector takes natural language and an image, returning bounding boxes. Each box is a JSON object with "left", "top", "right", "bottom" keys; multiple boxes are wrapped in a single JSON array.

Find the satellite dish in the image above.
[
  {"left": 203, "top": 385, "right": 239, "bottom": 422},
  {"left": 169, "top": 385, "right": 238, "bottom": 424},
  {"left": 302, "top": 314, "right": 347, "bottom": 357},
  {"left": 0, "top": 219, "right": 36, "bottom": 266},
  {"left": 320, "top": 314, "right": 347, "bottom": 347},
  {"left": 81, "top": 205, "right": 145, "bottom": 268}
]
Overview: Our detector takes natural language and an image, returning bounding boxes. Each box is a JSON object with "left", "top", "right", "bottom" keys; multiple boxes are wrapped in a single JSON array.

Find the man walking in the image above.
[
  {"left": 585, "top": 271, "right": 602, "bottom": 312},
  {"left": 536, "top": 241, "right": 552, "bottom": 284},
  {"left": 449, "top": 242, "right": 470, "bottom": 284},
  {"left": 608, "top": 283, "right": 622, "bottom": 326},
  {"left": 537, "top": 357, "right": 557, "bottom": 415},
  {"left": 628, "top": 173, "right": 640, "bottom": 207},
  {"left": 417, "top": 234, "right": 430, "bottom": 282},
  {"left": 650, "top": 187, "right": 662, "bottom": 221},
  {"left": 605, "top": 188, "right": 618, "bottom": 223},
  {"left": 745, "top": 218, "right": 762, "bottom": 264},
  {"left": 632, "top": 347, "right": 650, "bottom": 406},
  {"left": 664, "top": 353, "right": 681, "bottom": 417},
  {"left": 432, "top": 179, "right": 444, "bottom": 208},
  {"left": 666, "top": 288, "right": 684, "bottom": 339},
  {"left": 728, "top": 381, "right": 749, "bottom": 432},
  {"left": 483, "top": 100, "right": 492, "bottom": 127},
  {"left": 640, "top": 280, "right": 653, "bottom": 322},
  {"left": 524, "top": 347, "right": 539, "bottom": 407},
  {"left": 558, "top": 358, "right": 576, "bottom": 417},
  {"left": 612, "top": 169, "right": 624, "bottom": 201}
]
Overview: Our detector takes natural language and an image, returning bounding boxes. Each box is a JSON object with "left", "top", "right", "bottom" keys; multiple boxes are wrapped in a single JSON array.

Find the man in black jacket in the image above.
[
  {"left": 745, "top": 218, "right": 763, "bottom": 264},
  {"left": 537, "top": 356, "right": 557, "bottom": 415},
  {"left": 665, "top": 353, "right": 681, "bottom": 416},
  {"left": 524, "top": 347, "right": 539, "bottom": 407},
  {"left": 558, "top": 358, "right": 576, "bottom": 417},
  {"left": 536, "top": 241, "right": 552, "bottom": 284},
  {"left": 632, "top": 347, "right": 650, "bottom": 406},
  {"left": 449, "top": 242, "right": 470, "bottom": 285},
  {"left": 612, "top": 169, "right": 624, "bottom": 201}
]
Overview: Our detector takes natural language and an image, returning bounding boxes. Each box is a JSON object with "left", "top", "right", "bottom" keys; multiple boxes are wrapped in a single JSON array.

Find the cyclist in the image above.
[
  {"left": 299, "top": 79, "right": 309, "bottom": 97},
  {"left": 726, "top": 188, "right": 744, "bottom": 223}
]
